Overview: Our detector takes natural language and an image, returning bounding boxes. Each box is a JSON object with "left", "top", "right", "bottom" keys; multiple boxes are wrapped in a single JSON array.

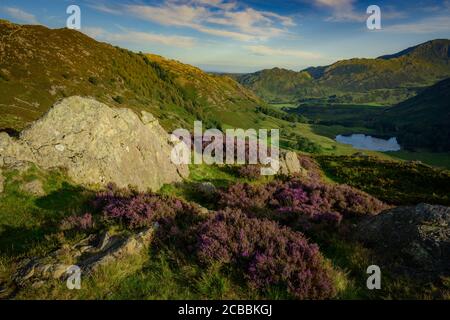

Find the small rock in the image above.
[
  {"left": 52, "top": 264, "right": 71, "bottom": 279},
  {"left": 196, "top": 205, "right": 211, "bottom": 215},
  {"left": 20, "top": 180, "right": 45, "bottom": 196},
  {"left": 196, "top": 182, "right": 217, "bottom": 198},
  {"left": 279, "top": 151, "right": 307, "bottom": 176},
  {"left": 31, "top": 281, "right": 45, "bottom": 289},
  {"left": 96, "top": 232, "right": 112, "bottom": 251}
]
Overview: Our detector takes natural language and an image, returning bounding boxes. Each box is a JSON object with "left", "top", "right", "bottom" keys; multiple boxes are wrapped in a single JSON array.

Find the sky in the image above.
[{"left": 1, "top": 0, "right": 449, "bottom": 72}]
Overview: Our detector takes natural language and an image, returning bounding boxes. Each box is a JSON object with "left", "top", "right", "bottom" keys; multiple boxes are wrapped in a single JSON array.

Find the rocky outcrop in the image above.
[
  {"left": 0, "top": 97, "right": 189, "bottom": 191},
  {"left": 355, "top": 204, "right": 450, "bottom": 279},
  {"left": 13, "top": 228, "right": 154, "bottom": 288},
  {"left": 279, "top": 151, "right": 307, "bottom": 176}
]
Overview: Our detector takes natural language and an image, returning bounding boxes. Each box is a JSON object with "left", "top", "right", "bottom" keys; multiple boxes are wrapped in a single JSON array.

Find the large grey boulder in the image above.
[
  {"left": 355, "top": 203, "right": 450, "bottom": 279},
  {"left": 0, "top": 96, "right": 189, "bottom": 191}
]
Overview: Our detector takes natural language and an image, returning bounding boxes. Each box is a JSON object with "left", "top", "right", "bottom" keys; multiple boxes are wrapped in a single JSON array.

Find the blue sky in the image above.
[{"left": 1, "top": 0, "right": 449, "bottom": 72}]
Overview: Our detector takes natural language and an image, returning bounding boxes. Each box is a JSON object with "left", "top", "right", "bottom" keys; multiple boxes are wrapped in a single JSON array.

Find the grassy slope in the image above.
[
  {"left": 0, "top": 20, "right": 262, "bottom": 132},
  {"left": 317, "top": 155, "right": 450, "bottom": 206},
  {"left": 2, "top": 160, "right": 450, "bottom": 300}
]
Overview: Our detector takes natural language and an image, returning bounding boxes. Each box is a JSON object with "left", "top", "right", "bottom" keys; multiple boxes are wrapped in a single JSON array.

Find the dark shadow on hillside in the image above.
[
  {"left": 0, "top": 224, "right": 51, "bottom": 257},
  {"left": 177, "top": 180, "right": 230, "bottom": 210},
  {"left": 0, "top": 183, "right": 94, "bottom": 257},
  {"left": 35, "top": 182, "right": 91, "bottom": 212}
]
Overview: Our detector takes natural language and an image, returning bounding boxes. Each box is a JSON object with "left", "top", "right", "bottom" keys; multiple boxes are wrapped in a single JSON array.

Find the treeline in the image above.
[{"left": 255, "top": 106, "right": 308, "bottom": 123}]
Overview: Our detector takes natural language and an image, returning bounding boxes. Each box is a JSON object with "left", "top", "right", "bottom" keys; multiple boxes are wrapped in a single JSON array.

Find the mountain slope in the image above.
[
  {"left": 235, "top": 39, "right": 450, "bottom": 105},
  {"left": 0, "top": 20, "right": 262, "bottom": 132},
  {"left": 376, "top": 77, "right": 450, "bottom": 151},
  {"left": 234, "top": 67, "right": 323, "bottom": 103},
  {"left": 146, "top": 54, "right": 263, "bottom": 128}
]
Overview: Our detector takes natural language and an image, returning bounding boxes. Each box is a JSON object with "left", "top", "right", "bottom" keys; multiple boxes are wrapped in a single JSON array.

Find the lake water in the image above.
[{"left": 335, "top": 134, "right": 401, "bottom": 152}]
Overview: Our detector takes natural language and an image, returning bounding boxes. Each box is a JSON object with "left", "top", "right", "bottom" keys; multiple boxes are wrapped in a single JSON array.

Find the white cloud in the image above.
[
  {"left": 384, "top": 16, "right": 450, "bottom": 34},
  {"left": 206, "top": 7, "right": 293, "bottom": 38},
  {"left": 2, "top": 7, "right": 39, "bottom": 24},
  {"left": 311, "top": 0, "right": 405, "bottom": 22},
  {"left": 312, "top": 0, "right": 363, "bottom": 22},
  {"left": 126, "top": 3, "right": 207, "bottom": 29},
  {"left": 86, "top": 3, "right": 122, "bottom": 15},
  {"left": 246, "top": 45, "right": 322, "bottom": 59},
  {"left": 190, "top": 0, "right": 238, "bottom": 11},
  {"left": 90, "top": 0, "right": 295, "bottom": 42},
  {"left": 82, "top": 27, "right": 196, "bottom": 48}
]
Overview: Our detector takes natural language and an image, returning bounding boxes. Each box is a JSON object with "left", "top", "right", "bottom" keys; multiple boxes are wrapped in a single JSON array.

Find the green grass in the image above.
[
  {"left": 316, "top": 155, "right": 450, "bottom": 205},
  {"left": 13, "top": 247, "right": 261, "bottom": 300},
  {"left": 386, "top": 151, "right": 450, "bottom": 169},
  {"left": 0, "top": 166, "right": 93, "bottom": 256}
]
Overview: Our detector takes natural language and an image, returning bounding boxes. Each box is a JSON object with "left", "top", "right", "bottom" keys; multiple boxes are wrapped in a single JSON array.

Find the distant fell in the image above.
[{"left": 235, "top": 39, "right": 450, "bottom": 105}]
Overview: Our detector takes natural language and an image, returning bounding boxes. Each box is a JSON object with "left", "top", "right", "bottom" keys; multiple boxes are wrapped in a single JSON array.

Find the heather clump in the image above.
[
  {"left": 271, "top": 179, "right": 388, "bottom": 218},
  {"left": 196, "top": 209, "right": 336, "bottom": 299},
  {"left": 218, "top": 182, "right": 277, "bottom": 212},
  {"left": 60, "top": 213, "right": 94, "bottom": 231},
  {"left": 218, "top": 178, "right": 388, "bottom": 230},
  {"left": 92, "top": 183, "right": 201, "bottom": 229},
  {"left": 298, "top": 154, "right": 322, "bottom": 180},
  {"left": 236, "top": 164, "right": 262, "bottom": 180}
]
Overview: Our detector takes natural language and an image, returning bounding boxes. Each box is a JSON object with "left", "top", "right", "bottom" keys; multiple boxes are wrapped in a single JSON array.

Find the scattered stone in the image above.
[
  {"left": 197, "top": 206, "right": 211, "bottom": 215},
  {"left": 196, "top": 182, "right": 217, "bottom": 198},
  {"left": 0, "top": 97, "right": 189, "bottom": 191},
  {"left": 279, "top": 151, "right": 307, "bottom": 176},
  {"left": 20, "top": 179, "right": 45, "bottom": 196},
  {"left": 13, "top": 228, "right": 154, "bottom": 287},
  {"left": 355, "top": 203, "right": 450, "bottom": 279}
]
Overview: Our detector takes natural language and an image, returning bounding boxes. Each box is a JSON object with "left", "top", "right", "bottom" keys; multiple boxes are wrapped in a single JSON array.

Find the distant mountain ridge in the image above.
[
  {"left": 234, "top": 39, "right": 450, "bottom": 105},
  {"left": 378, "top": 39, "right": 449, "bottom": 60}
]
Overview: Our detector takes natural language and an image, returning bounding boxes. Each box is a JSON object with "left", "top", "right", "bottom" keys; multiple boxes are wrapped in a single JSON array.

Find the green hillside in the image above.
[
  {"left": 235, "top": 39, "right": 450, "bottom": 105},
  {"left": 0, "top": 20, "right": 262, "bottom": 132},
  {"left": 234, "top": 67, "right": 325, "bottom": 103},
  {"left": 376, "top": 77, "right": 450, "bottom": 151}
]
